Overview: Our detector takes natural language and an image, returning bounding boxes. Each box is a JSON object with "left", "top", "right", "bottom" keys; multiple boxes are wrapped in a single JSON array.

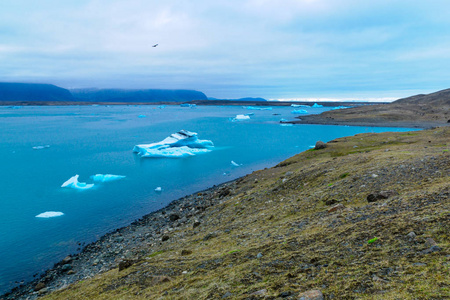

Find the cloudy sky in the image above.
[{"left": 1, "top": 0, "right": 450, "bottom": 100}]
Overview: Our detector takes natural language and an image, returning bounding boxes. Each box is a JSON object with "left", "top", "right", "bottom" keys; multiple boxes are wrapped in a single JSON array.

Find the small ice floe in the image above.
[
  {"left": 91, "top": 174, "right": 126, "bottom": 182},
  {"left": 35, "top": 211, "right": 64, "bottom": 218},
  {"left": 312, "top": 103, "right": 323, "bottom": 108},
  {"left": 32, "top": 145, "right": 50, "bottom": 150},
  {"left": 291, "top": 104, "right": 310, "bottom": 108},
  {"left": 244, "top": 106, "right": 272, "bottom": 110},
  {"left": 291, "top": 109, "right": 308, "bottom": 114},
  {"left": 138, "top": 115, "right": 146, "bottom": 118},
  {"left": 158, "top": 105, "right": 166, "bottom": 109},
  {"left": 61, "top": 175, "right": 94, "bottom": 190},
  {"left": 231, "top": 160, "right": 240, "bottom": 167},
  {"left": 155, "top": 187, "right": 162, "bottom": 192},
  {"left": 133, "top": 130, "right": 214, "bottom": 158},
  {"left": 331, "top": 106, "right": 349, "bottom": 110},
  {"left": 235, "top": 114, "right": 250, "bottom": 120}
]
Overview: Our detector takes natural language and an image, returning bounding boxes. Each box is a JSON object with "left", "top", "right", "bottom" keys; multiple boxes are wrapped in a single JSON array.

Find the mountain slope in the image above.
[{"left": 0, "top": 83, "right": 74, "bottom": 102}]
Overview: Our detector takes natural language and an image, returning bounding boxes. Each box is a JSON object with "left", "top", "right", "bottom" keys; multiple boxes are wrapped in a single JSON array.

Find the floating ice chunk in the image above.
[
  {"left": 158, "top": 105, "right": 166, "bottom": 109},
  {"left": 291, "top": 109, "right": 308, "bottom": 114},
  {"left": 155, "top": 187, "right": 162, "bottom": 192},
  {"left": 231, "top": 160, "right": 240, "bottom": 167},
  {"left": 133, "top": 130, "right": 214, "bottom": 158},
  {"left": 61, "top": 175, "right": 94, "bottom": 190},
  {"left": 244, "top": 106, "right": 272, "bottom": 110},
  {"left": 138, "top": 115, "right": 146, "bottom": 118},
  {"left": 36, "top": 211, "right": 64, "bottom": 218},
  {"left": 331, "top": 106, "right": 349, "bottom": 110},
  {"left": 32, "top": 145, "right": 50, "bottom": 150},
  {"left": 91, "top": 174, "right": 126, "bottom": 182},
  {"left": 291, "top": 104, "right": 310, "bottom": 108},
  {"left": 312, "top": 103, "right": 323, "bottom": 108},
  {"left": 236, "top": 114, "right": 250, "bottom": 120}
]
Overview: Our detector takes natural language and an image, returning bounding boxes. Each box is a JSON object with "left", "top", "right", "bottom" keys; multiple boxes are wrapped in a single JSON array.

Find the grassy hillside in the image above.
[{"left": 23, "top": 127, "right": 449, "bottom": 300}]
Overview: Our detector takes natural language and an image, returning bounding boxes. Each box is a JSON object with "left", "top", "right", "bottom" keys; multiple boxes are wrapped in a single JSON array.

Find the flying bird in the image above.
[{"left": 152, "top": 44, "right": 158, "bottom": 47}]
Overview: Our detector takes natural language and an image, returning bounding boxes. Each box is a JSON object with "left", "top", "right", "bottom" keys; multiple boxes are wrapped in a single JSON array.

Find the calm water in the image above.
[{"left": 0, "top": 105, "right": 415, "bottom": 293}]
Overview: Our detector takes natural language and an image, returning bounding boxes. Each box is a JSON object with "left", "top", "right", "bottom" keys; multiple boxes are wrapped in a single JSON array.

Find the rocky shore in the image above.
[{"left": 3, "top": 125, "right": 449, "bottom": 299}]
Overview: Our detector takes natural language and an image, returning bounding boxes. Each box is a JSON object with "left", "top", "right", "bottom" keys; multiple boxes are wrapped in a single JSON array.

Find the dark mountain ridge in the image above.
[
  {"left": 70, "top": 88, "right": 208, "bottom": 102},
  {"left": 0, "top": 82, "right": 74, "bottom": 102}
]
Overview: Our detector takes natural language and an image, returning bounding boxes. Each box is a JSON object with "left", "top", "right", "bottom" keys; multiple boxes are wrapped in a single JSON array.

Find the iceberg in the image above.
[
  {"left": 32, "top": 145, "right": 50, "bottom": 150},
  {"left": 155, "top": 187, "right": 162, "bottom": 192},
  {"left": 331, "top": 106, "right": 349, "bottom": 110},
  {"left": 291, "top": 104, "right": 310, "bottom": 108},
  {"left": 231, "top": 160, "right": 240, "bottom": 167},
  {"left": 138, "top": 115, "right": 146, "bottom": 118},
  {"left": 91, "top": 174, "right": 126, "bottom": 182},
  {"left": 36, "top": 211, "right": 64, "bottom": 218},
  {"left": 291, "top": 109, "right": 308, "bottom": 114},
  {"left": 61, "top": 175, "right": 94, "bottom": 190},
  {"left": 235, "top": 114, "right": 250, "bottom": 120},
  {"left": 133, "top": 130, "right": 214, "bottom": 158},
  {"left": 312, "top": 103, "right": 323, "bottom": 108},
  {"left": 244, "top": 106, "right": 272, "bottom": 110}
]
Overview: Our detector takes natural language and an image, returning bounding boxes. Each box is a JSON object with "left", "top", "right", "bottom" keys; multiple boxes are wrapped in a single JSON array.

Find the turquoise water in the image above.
[{"left": 0, "top": 105, "right": 415, "bottom": 293}]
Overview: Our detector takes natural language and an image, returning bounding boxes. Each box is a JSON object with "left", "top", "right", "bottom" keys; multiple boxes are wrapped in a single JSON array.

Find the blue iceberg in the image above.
[
  {"left": 312, "top": 103, "right": 323, "bottom": 108},
  {"left": 133, "top": 130, "right": 214, "bottom": 158},
  {"left": 244, "top": 106, "right": 272, "bottom": 110},
  {"left": 291, "top": 109, "right": 308, "bottom": 114},
  {"left": 91, "top": 174, "right": 126, "bottom": 182},
  {"left": 35, "top": 211, "right": 64, "bottom": 218},
  {"left": 331, "top": 106, "right": 349, "bottom": 110},
  {"left": 61, "top": 175, "right": 94, "bottom": 190},
  {"left": 291, "top": 104, "right": 310, "bottom": 108}
]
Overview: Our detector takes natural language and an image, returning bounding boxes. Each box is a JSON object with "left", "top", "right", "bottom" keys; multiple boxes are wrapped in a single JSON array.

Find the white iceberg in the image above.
[
  {"left": 91, "top": 174, "right": 126, "bottom": 182},
  {"left": 291, "top": 109, "right": 308, "bottom": 114},
  {"left": 133, "top": 130, "right": 214, "bottom": 158},
  {"left": 312, "top": 103, "right": 323, "bottom": 108},
  {"left": 61, "top": 175, "right": 94, "bottom": 190},
  {"left": 291, "top": 104, "right": 310, "bottom": 108},
  {"left": 32, "top": 145, "right": 50, "bottom": 150},
  {"left": 235, "top": 114, "right": 250, "bottom": 120},
  {"left": 36, "top": 211, "right": 64, "bottom": 218},
  {"left": 155, "top": 187, "right": 162, "bottom": 192},
  {"left": 231, "top": 160, "right": 240, "bottom": 167}
]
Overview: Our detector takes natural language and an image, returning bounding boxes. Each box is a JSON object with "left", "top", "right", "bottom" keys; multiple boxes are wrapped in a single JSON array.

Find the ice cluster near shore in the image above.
[
  {"left": 61, "top": 175, "right": 94, "bottom": 190},
  {"left": 35, "top": 211, "right": 64, "bottom": 218},
  {"left": 133, "top": 130, "right": 214, "bottom": 158},
  {"left": 62, "top": 174, "right": 125, "bottom": 190},
  {"left": 91, "top": 174, "right": 126, "bottom": 182},
  {"left": 291, "top": 109, "right": 308, "bottom": 114}
]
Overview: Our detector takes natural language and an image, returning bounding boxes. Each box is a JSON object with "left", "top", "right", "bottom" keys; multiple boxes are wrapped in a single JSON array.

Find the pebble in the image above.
[
  {"left": 298, "top": 289, "right": 324, "bottom": 300},
  {"left": 256, "top": 253, "right": 263, "bottom": 259}
]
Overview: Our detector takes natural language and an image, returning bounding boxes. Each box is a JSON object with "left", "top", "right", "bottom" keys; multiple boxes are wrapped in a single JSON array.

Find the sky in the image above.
[{"left": 1, "top": 0, "right": 450, "bottom": 100}]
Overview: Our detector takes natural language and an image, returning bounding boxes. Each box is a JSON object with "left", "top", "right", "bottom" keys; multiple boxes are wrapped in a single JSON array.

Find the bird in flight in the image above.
[{"left": 152, "top": 44, "right": 158, "bottom": 47}]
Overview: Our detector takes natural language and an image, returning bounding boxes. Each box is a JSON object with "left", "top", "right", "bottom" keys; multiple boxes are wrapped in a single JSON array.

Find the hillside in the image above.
[
  {"left": 0, "top": 83, "right": 74, "bottom": 102},
  {"left": 70, "top": 88, "right": 208, "bottom": 103},
  {"left": 293, "top": 88, "right": 450, "bottom": 128},
  {"left": 5, "top": 127, "right": 449, "bottom": 299}
]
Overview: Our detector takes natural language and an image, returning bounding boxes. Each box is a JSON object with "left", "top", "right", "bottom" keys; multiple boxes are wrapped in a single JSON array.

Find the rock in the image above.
[
  {"left": 169, "top": 213, "right": 180, "bottom": 222},
  {"left": 152, "top": 276, "right": 171, "bottom": 284},
  {"left": 222, "top": 292, "right": 234, "bottom": 298},
  {"left": 314, "top": 141, "right": 326, "bottom": 150},
  {"left": 250, "top": 289, "right": 267, "bottom": 296},
  {"left": 328, "top": 203, "right": 345, "bottom": 213},
  {"left": 61, "top": 264, "right": 72, "bottom": 271},
  {"left": 279, "top": 291, "right": 292, "bottom": 297},
  {"left": 372, "top": 275, "right": 388, "bottom": 283},
  {"left": 193, "top": 220, "right": 201, "bottom": 228},
  {"left": 118, "top": 259, "right": 134, "bottom": 271},
  {"left": 424, "top": 238, "right": 437, "bottom": 247},
  {"left": 406, "top": 231, "right": 416, "bottom": 240},
  {"left": 421, "top": 245, "right": 441, "bottom": 254},
  {"left": 367, "top": 190, "right": 398, "bottom": 202},
  {"left": 181, "top": 249, "right": 192, "bottom": 256},
  {"left": 61, "top": 255, "right": 72, "bottom": 265},
  {"left": 298, "top": 289, "right": 324, "bottom": 300},
  {"left": 203, "top": 232, "right": 218, "bottom": 241},
  {"left": 161, "top": 235, "right": 170, "bottom": 242},
  {"left": 324, "top": 199, "right": 338, "bottom": 206},
  {"left": 34, "top": 282, "right": 46, "bottom": 291},
  {"left": 67, "top": 270, "right": 76, "bottom": 275},
  {"left": 256, "top": 253, "right": 263, "bottom": 259}
]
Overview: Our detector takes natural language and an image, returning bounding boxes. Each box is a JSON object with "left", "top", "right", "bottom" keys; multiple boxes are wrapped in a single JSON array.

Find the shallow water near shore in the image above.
[{"left": 0, "top": 105, "right": 416, "bottom": 294}]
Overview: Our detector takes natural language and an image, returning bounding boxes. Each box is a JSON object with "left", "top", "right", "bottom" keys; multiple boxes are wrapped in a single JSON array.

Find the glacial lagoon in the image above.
[{"left": 0, "top": 104, "right": 416, "bottom": 294}]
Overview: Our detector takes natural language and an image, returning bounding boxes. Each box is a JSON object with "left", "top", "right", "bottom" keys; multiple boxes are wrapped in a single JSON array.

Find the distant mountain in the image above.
[
  {"left": 0, "top": 82, "right": 74, "bottom": 102},
  {"left": 393, "top": 88, "right": 450, "bottom": 105},
  {"left": 70, "top": 88, "right": 208, "bottom": 102}
]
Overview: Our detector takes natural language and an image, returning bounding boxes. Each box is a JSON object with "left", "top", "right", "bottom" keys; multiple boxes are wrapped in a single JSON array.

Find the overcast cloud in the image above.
[{"left": 1, "top": 0, "right": 450, "bottom": 99}]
